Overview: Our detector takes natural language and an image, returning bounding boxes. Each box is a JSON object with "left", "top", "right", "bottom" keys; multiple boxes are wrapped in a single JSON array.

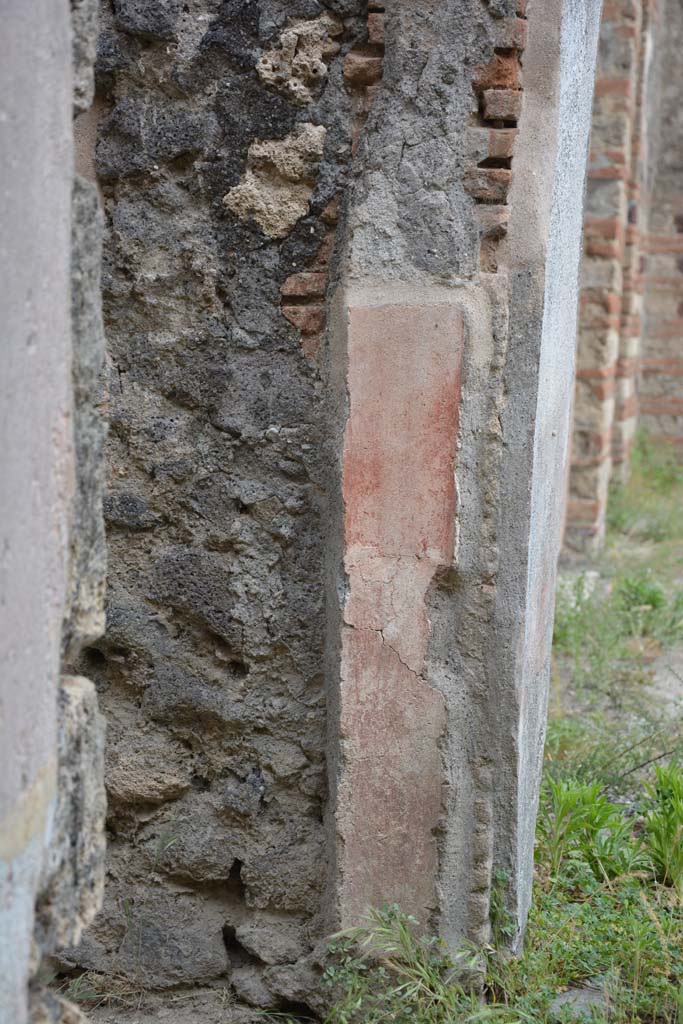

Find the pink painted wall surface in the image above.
[{"left": 337, "top": 303, "right": 463, "bottom": 925}]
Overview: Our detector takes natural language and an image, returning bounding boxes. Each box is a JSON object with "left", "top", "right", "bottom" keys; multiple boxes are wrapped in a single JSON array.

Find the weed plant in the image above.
[{"left": 644, "top": 762, "right": 683, "bottom": 895}]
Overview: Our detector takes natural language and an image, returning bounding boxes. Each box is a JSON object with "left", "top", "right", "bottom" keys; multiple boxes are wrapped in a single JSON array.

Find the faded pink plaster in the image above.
[{"left": 338, "top": 303, "right": 464, "bottom": 925}]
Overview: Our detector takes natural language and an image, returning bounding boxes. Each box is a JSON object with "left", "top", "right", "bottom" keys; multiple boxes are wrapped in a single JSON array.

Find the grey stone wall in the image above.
[
  {"left": 65, "top": 0, "right": 367, "bottom": 1008},
  {"left": 37, "top": 0, "right": 601, "bottom": 1015}
]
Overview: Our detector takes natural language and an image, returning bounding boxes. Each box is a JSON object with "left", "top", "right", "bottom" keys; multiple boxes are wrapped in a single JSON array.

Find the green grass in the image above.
[
  {"left": 548, "top": 564, "right": 683, "bottom": 799},
  {"left": 607, "top": 433, "right": 683, "bottom": 547},
  {"left": 499, "top": 765, "right": 683, "bottom": 1024},
  {"left": 549, "top": 435, "right": 683, "bottom": 794},
  {"left": 553, "top": 568, "right": 683, "bottom": 697},
  {"left": 644, "top": 762, "right": 683, "bottom": 895}
]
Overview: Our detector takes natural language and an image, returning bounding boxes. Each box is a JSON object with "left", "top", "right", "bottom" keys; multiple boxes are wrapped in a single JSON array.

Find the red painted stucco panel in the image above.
[{"left": 337, "top": 303, "right": 464, "bottom": 924}]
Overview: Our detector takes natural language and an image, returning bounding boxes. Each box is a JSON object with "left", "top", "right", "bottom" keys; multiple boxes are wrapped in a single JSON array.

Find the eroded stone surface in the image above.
[
  {"left": 34, "top": 678, "right": 106, "bottom": 955},
  {"left": 63, "top": 175, "right": 107, "bottom": 658},
  {"left": 257, "top": 15, "right": 343, "bottom": 106},
  {"left": 3, "top": 1, "right": 606, "bottom": 1016},
  {"left": 224, "top": 124, "right": 327, "bottom": 238},
  {"left": 113, "top": 0, "right": 183, "bottom": 41},
  {"left": 71, "top": 0, "right": 99, "bottom": 114}
]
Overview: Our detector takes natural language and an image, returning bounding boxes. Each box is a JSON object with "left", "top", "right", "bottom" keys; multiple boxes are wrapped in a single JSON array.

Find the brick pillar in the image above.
[
  {"left": 640, "top": 0, "right": 683, "bottom": 443},
  {"left": 327, "top": 0, "right": 601, "bottom": 950},
  {"left": 566, "top": 1, "right": 644, "bottom": 553},
  {"left": 613, "top": 0, "right": 659, "bottom": 479}
]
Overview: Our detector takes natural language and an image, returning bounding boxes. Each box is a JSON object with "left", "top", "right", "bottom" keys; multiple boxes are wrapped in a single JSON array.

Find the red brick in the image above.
[
  {"left": 311, "top": 232, "right": 336, "bottom": 270},
  {"left": 586, "top": 240, "right": 624, "bottom": 258},
  {"left": 367, "top": 12, "right": 385, "bottom": 45},
  {"left": 588, "top": 166, "right": 629, "bottom": 181},
  {"left": 616, "top": 357, "right": 640, "bottom": 377},
  {"left": 615, "top": 394, "right": 638, "bottom": 420},
  {"left": 282, "top": 305, "right": 325, "bottom": 334},
  {"left": 567, "top": 499, "right": 603, "bottom": 523},
  {"left": 575, "top": 364, "right": 617, "bottom": 381},
  {"left": 474, "top": 52, "right": 521, "bottom": 92},
  {"left": 480, "top": 236, "right": 501, "bottom": 272},
  {"left": 343, "top": 52, "right": 383, "bottom": 88},
  {"left": 580, "top": 289, "right": 621, "bottom": 314},
  {"left": 321, "top": 197, "right": 340, "bottom": 225},
  {"left": 644, "top": 234, "right": 683, "bottom": 253},
  {"left": 482, "top": 89, "right": 522, "bottom": 122},
  {"left": 579, "top": 313, "right": 620, "bottom": 330},
  {"left": 593, "top": 78, "right": 632, "bottom": 98},
  {"left": 497, "top": 17, "right": 527, "bottom": 49},
  {"left": 464, "top": 168, "right": 512, "bottom": 203},
  {"left": 641, "top": 357, "right": 683, "bottom": 375},
  {"left": 648, "top": 319, "right": 683, "bottom": 338},
  {"left": 301, "top": 333, "right": 322, "bottom": 361},
  {"left": 280, "top": 272, "right": 327, "bottom": 299},
  {"left": 576, "top": 373, "right": 616, "bottom": 400},
  {"left": 643, "top": 276, "right": 683, "bottom": 289},
  {"left": 592, "top": 379, "right": 616, "bottom": 401},
  {"left": 475, "top": 204, "right": 510, "bottom": 234},
  {"left": 603, "top": 147, "right": 628, "bottom": 165},
  {"left": 605, "top": 292, "right": 622, "bottom": 314},
  {"left": 584, "top": 217, "right": 624, "bottom": 241},
  {"left": 488, "top": 128, "right": 517, "bottom": 159}
]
